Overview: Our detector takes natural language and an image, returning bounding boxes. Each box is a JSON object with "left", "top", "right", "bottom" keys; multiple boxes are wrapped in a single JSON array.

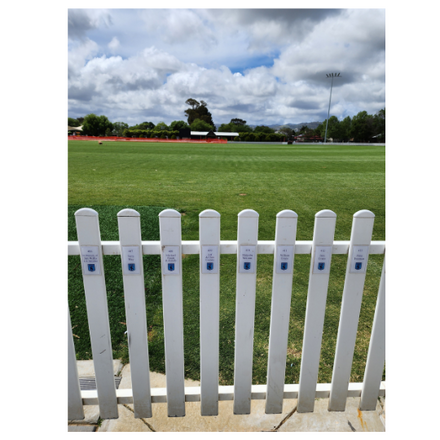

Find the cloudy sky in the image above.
[{"left": 68, "top": 8, "right": 385, "bottom": 127}]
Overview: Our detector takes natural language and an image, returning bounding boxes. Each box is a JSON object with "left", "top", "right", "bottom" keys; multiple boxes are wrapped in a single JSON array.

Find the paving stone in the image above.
[
  {"left": 98, "top": 405, "right": 153, "bottom": 432},
  {"left": 377, "top": 396, "right": 386, "bottom": 429},
  {"left": 103, "top": 365, "right": 297, "bottom": 432},
  {"left": 278, "top": 397, "right": 385, "bottom": 432},
  {"left": 68, "top": 424, "right": 97, "bottom": 432},
  {"left": 76, "top": 359, "right": 123, "bottom": 377},
  {"left": 68, "top": 405, "right": 100, "bottom": 424},
  {"left": 78, "top": 363, "right": 385, "bottom": 432}
]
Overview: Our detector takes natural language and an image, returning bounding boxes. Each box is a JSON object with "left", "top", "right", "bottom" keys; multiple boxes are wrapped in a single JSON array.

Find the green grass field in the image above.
[{"left": 68, "top": 140, "right": 385, "bottom": 385}]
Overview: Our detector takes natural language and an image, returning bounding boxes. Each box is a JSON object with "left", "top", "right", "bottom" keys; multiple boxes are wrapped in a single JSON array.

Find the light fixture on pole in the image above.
[{"left": 324, "top": 73, "right": 341, "bottom": 143}]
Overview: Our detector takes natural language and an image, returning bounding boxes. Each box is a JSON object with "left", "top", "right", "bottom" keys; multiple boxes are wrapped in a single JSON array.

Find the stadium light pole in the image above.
[{"left": 324, "top": 73, "right": 341, "bottom": 143}]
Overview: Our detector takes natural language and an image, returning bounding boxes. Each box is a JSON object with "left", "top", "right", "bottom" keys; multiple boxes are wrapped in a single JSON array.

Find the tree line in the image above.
[
  {"left": 68, "top": 98, "right": 385, "bottom": 143},
  {"left": 314, "top": 109, "right": 385, "bottom": 143}
]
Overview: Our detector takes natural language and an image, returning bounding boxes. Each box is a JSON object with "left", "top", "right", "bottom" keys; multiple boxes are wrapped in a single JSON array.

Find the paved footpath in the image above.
[{"left": 68, "top": 361, "right": 385, "bottom": 432}]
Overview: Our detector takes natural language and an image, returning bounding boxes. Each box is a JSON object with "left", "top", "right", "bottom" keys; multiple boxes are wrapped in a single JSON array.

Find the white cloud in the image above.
[
  {"left": 68, "top": 9, "right": 112, "bottom": 40},
  {"left": 68, "top": 38, "right": 99, "bottom": 79},
  {"left": 108, "top": 36, "right": 120, "bottom": 52},
  {"left": 68, "top": 9, "right": 385, "bottom": 126},
  {"left": 140, "top": 9, "right": 217, "bottom": 48}
]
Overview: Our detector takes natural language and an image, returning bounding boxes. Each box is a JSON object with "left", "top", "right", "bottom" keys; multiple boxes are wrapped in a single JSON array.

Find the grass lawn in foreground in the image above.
[{"left": 68, "top": 140, "right": 385, "bottom": 385}]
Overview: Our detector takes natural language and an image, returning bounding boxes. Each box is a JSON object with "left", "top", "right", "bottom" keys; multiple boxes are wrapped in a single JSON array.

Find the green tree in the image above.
[
  {"left": 169, "top": 120, "right": 190, "bottom": 131},
  {"left": 112, "top": 122, "right": 128, "bottom": 137},
  {"left": 219, "top": 119, "right": 253, "bottom": 133},
  {"left": 373, "top": 109, "right": 385, "bottom": 141},
  {"left": 68, "top": 117, "right": 80, "bottom": 127},
  {"left": 339, "top": 116, "right": 352, "bottom": 142},
  {"left": 197, "top": 103, "right": 215, "bottom": 130},
  {"left": 82, "top": 114, "right": 113, "bottom": 136},
  {"left": 230, "top": 118, "right": 247, "bottom": 126},
  {"left": 190, "top": 118, "right": 214, "bottom": 132},
  {"left": 322, "top": 116, "right": 341, "bottom": 141},
  {"left": 254, "top": 125, "right": 275, "bottom": 134},
  {"left": 185, "top": 99, "right": 202, "bottom": 125},
  {"left": 136, "top": 121, "right": 155, "bottom": 130},
  {"left": 155, "top": 122, "right": 169, "bottom": 131},
  {"left": 314, "top": 123, "right": 324, "bottom": 137},
  {"left": 278, "top": 126, "right": 295, "bottom": 140},
  {"left": 184, "top": 98, "right": 215, "bottom": 130},
  {"left": 350, "top": 111, "right": 375, "bottom": 142}
]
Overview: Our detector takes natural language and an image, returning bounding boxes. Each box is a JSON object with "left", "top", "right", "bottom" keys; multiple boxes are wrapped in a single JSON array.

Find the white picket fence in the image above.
[{"left": 68, "top": 207, "right": 385, "bottom": 420}]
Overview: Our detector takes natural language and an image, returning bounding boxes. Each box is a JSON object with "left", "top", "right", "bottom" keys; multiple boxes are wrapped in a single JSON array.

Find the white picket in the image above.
[
  {"left": 68, "top": 207, "right": 386, "bottom": 419},
  {"left": 74, "top": 208, "right": 118, "bottom": 419},
  {"left": 297, "top": 210, "right": 337, "bottom": 413},
  {"left": 159, "top": 209, "right": 185, "bottom": 417},
  {"left": 199, "top": 209, "right": 221, "bottom": 416},
  {"left": 328, "top": 210, "right": 375, "bottom": 411},
  {"left": 117, "top": 209, "right": 152, "bottom": 418},
  {"left": 68, "top": 310, "right": 84, "bottom": 421},
  {"left": 360, "top": 255, "right": 386, "bottom": 410},
  {"left": 233, "top": 209, "right": 259, "bottom": 414},
  {"left": 265, "top": 210, "right": 298, "bottom": 414}
]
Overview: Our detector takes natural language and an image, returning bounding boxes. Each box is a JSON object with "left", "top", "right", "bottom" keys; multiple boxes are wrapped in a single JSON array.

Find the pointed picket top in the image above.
[
  {"left": 199, "top": 209, "right": 221, "bottom": 218},
  {"left": 117, "top": 208, "right": 140, "bottom": 217},
  {"left": 276, "top": 209, "right": 298, "bottom": 218},
  {"left": 159, "top": 208, "right": 181, "bottom": 218},
  {"left": 315, "top": 209, "right": 337, "bottom": 218},
  {"left": 353, "top": 209, "right": 375, "bottom": 218},
  {"left": 237, "top": 209, "right": 259, "bottom": 218},
  {"left": 74, "top": 207, "right": 98, "bottom": 217}
]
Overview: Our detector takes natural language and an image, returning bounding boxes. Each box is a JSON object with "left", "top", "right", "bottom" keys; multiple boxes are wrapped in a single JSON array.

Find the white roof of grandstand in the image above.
[
  {"left": 191, "top": 131, "right": 239, "bottom": 136},
  {"left": 68, "top": 125, "right": 83, "bottom": 131}
]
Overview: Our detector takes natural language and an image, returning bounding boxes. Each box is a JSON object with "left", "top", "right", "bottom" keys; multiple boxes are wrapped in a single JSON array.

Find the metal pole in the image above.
[
  {"left": 324, "top": 75, "right": 334, "bottom": 144},
  {"left": 323, "top": 73, "right": 340, "bottom": 144}
]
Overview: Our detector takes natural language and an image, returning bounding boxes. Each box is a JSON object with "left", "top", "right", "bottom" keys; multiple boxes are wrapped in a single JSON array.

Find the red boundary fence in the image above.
[{"left": 68, "top": 136, "right": 227, "bottom": 144}]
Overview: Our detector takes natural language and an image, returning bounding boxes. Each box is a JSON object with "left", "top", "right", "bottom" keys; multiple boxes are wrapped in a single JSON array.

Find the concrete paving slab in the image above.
[
  {"left": 68, "top": 425, "right": 97, "bottom": 432},
  {"left": 96, "top": 365, "right": 301, "bottom": 432},
  {"left": 377, "top": 396, "right": 386, "bottom": 428},
  {"left": 69, "top": 405, "right": 100, "bottom": 425},
  {"left": 76, "top": 359, "right": 123, "bottom": 377},
  {"left": 90, "top": 363, "right": 385, "bottom": 432},
  {"left": 278, "top": 397, "right": 384, "bottom": 432},
  {"left": 99, "top": 405, "right": 154, "bottom": 432}
]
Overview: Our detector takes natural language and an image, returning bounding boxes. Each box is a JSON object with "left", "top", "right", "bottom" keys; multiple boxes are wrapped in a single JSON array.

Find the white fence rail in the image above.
[{"left": 68, "top": 208, "right": 385, "bottom": 420}]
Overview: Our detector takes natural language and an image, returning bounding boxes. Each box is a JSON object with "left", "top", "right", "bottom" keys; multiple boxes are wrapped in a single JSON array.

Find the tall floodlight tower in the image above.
[{"left": 324, "top": 73, "right": 341, "bottom": 143}]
